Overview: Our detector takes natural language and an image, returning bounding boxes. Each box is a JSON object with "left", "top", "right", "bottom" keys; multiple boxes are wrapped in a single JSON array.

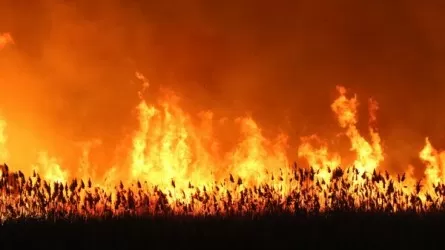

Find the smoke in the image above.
[{"left": 0, "top": 0, "right": 444, "bottom": 173}]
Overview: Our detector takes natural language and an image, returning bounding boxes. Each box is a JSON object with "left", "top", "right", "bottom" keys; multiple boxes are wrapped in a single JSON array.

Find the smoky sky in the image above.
[{"left": 0, "top": 0, "right": 444, "bottom": 173}]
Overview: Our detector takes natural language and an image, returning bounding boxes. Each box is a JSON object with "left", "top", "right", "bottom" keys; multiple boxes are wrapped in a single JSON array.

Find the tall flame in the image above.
[
  {"left": 330, "top": 86, "right": 384, "bottom": 176},
  {"left": 419, "top": 137, "right": 445, "bottom": 188}
]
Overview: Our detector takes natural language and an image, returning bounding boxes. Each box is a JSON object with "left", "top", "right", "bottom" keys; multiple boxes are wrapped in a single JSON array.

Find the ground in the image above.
[{"left": 0, "top": 213, "right": 442, "bottom": 249}]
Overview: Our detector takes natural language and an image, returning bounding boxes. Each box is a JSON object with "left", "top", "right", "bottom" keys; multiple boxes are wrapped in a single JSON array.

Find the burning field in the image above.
[
  {"left": 1, "top": 2, "right": 445, "bottom": 247},
  {"left": 1, "top": 32, "right": 445, "bottom": 220}
]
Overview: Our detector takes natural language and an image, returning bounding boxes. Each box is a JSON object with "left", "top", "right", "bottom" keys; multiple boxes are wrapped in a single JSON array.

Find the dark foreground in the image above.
[{"left": 0, "top": 212, "right": 443, "bottom": 249}]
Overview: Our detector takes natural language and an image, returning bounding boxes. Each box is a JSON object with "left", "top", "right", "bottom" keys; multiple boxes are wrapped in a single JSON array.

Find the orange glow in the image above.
[
  {"left": 0, "top": 33, "right": 13, "bottom": 50},
  {"left": 0, "top": 116, "right": 7, "bottom": 163}
]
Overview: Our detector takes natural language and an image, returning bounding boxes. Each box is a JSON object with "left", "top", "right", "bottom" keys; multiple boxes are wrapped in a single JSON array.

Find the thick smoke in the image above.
[{"left": 0, "top": 0, "right": 444, "bottom": 175}]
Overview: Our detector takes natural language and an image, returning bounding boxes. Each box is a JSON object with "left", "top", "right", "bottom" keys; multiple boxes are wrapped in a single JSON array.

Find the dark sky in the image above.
[{"left": 0, "top": 0, "right": 444, "bottom": 173}]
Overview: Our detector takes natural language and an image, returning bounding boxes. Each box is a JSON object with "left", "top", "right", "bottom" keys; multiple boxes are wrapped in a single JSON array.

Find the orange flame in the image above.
[
  {"left": 331, "top": 86, "right": 384, "bottom": 176},
  {"left": 419, "top": 137, "right": 445, "bottom": 188},
  {"left": 298, "top": 134, "right": 341, "bottom": 183},
  {"left": 32, "top": 151, "right": 68, "bottom": 184}
]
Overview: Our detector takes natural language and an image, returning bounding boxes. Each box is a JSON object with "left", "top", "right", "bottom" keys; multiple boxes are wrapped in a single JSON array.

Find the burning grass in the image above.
[
  {"left": 2, "top": 81, "right": 445, "bottom": 222},
  {"left": 1, "top": 75, "right": 445, "bottom": 222},
  {"left": 1, "top": 165, "right": 444, "bottom": 249},
  {"left": 0, "top": 162, "right": 443, "bottom": 222}
]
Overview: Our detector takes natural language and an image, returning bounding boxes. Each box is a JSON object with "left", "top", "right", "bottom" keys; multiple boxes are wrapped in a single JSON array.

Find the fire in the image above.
[
  {"left": 419, "top": 137, "right": 445, "bottom": 188},
  {"left": 298, "top": 134, "right": 341, "bottom": 184},
  {"left": 2, "top": 32, "right": 445, "bottom": 220},
  {"left": 77, "top": 139, "right": 102, "bottom": 183},
  {"left": 32, "top": 152, "right": 68, "bottom": 184},
  {"left": 330, "top": 86, "right": 384, "bottom": 177},
  {"left": 130, "top": 87, "right": 289, "bottom": 200},
  {"left": 230, "top": 117, "right": 289, "bottom": 188},
  {"left": 130, "top": 69, "right": 289, "bottom": 196}
]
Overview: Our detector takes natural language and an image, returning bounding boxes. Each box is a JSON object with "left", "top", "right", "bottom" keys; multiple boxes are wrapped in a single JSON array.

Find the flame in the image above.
[
  {"left": 130, "top": 92, "right": 289, "bottom": 197},
  {"left": 298, "top": 134, "right": 341, "bottom": 183},
  {"left": 230, "top": 117, "right": 289, "bottom": 187},
  {"left": 419, "top": 137, "right": 445, "bottom": 188},
  {"left": 32, "top": 152, "right": 68, "bottom": 184},
  {"left": 77, "top": 139, "right": 102, "bottom": 182},
  {"left": 331, "top": 86, "right": 384, "bottom": 176},
  {"left": 0, "top": 72, "right": 441, "bottom": 218},
  {"left": 2, "top": 32, "right": 445, "bottom": 219}
]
